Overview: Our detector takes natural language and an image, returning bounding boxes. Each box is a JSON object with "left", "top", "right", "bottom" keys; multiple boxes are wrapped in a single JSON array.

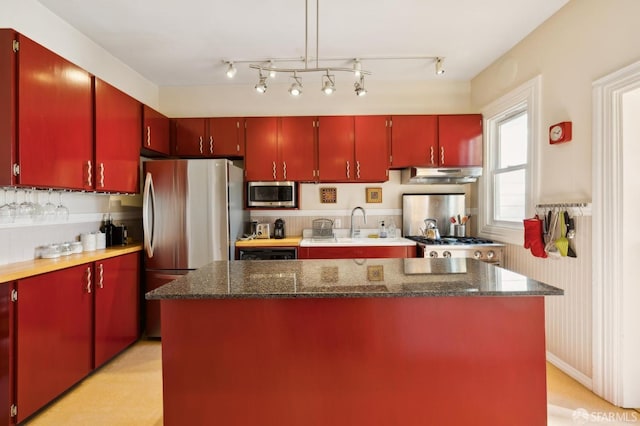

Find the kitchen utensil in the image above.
[
  {"left": 566, "top": 213, "right": 577, "bottom": 258},
  {"left": 424, "top": 218, "right": 440, "bottom": 240},
  {"left": 554, "top": 210, "right": 569, "bottom": 256},
  {"left": 544, "top": 210, "right": 559, "bottom": 255}
]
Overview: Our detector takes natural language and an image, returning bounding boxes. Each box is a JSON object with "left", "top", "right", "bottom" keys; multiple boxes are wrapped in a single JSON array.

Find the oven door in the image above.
[{"left": 239, "top": 248, "right": 297, "bottom": 260}]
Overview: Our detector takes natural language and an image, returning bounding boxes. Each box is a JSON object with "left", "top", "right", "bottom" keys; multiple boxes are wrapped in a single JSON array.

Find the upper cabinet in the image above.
[
  {"left": 0, "top": 30, "right": 93, "bottom": 190},
  {"left": 437, "top": 114, "right": 483, "bottom": 167},
  {"left": 389, "top": 114, "right": 482, "bottom": 168},
  {"left": 142, "top": 105, "right": 170, "bottom": 157},
  {"left": 94, "top": 78, "right": 142, "bottom": 193},
  {"left": 173, "top": 117, "right": 244, "bottom": 157},
  {"left": 245, "top": 116, "right": 316, "bottom": 181},
  {"left": 389, "top": 115, "right": 438, "bottom": 168},
  {"left": 318, "top": 116, "right": 389, "bottom": 182}
]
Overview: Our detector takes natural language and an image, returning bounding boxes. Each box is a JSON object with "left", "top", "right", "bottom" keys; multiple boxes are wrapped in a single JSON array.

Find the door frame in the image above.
[{"left": 592, "top": 59, "right": 640, "bottom": 406}]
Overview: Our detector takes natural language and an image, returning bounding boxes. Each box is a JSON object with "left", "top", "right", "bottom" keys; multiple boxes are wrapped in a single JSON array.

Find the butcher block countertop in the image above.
[
  {"left": 235, "top": 237, "right": 302, "bottom": 247},
  {"left": 0, "top": 243, "right": 143, "bottom": 284}
]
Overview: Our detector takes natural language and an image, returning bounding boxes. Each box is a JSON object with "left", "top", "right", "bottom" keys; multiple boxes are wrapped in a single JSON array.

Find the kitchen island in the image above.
[{"left": 146, "top": 258, "right": 562, "bottom": 426}]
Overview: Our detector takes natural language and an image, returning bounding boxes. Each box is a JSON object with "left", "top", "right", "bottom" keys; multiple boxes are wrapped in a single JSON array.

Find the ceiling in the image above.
[{"left": 37, "top": 0, "right": 569, "bottom": 87}]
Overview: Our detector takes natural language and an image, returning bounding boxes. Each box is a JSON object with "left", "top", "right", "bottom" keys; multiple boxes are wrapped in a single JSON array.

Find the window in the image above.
[{"left": 479, "top": 76, "right": 540, "bottom": 244}]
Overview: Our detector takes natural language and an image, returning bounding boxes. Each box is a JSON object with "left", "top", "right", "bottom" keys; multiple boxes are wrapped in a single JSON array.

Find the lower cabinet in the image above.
[
  {"left": 14, "top": 252, "right": 140, "bottom": 423},
  {"left": 298, "top": 246, "right": 416, "bottom": 259},
  {"left": 0, "top": 283, "right": 12, "bottom": 426}
]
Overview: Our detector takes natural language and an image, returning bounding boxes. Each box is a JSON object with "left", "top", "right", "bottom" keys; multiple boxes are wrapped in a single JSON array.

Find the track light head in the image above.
[
  {"left": 255, "top": 70, "right": 268, "bottom": 93},
  {"left": 226, "top": 61, "right": 237, "bottom": 78},
  {"left": 354, "top": 76, "right": 367, "bottom": 97},
  {"left": 321, "top": 73, "right": 336, "bottom": 95},
  {"left": 288, "top": 73, "right": 303, "bottom": 96},
  {"left": 268, "top": 60, "right": 277, "bottom": 78},
  {"left": 435, "top": 57, "right": 445, "bottom": 75}
]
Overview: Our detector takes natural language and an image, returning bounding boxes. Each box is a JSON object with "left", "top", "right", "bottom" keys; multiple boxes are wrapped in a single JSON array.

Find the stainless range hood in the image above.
[{"left": 401, "top": 167, "right": 483, "bottom": 184}]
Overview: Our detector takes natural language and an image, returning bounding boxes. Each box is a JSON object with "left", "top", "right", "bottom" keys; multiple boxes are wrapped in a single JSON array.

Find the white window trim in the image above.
[{"left": 478, "top": 75, "right": 541, "bottom": 245}]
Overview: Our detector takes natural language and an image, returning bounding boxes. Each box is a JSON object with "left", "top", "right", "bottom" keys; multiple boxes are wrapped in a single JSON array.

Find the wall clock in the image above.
[{"left": 549, "top": 121, "right": 572, "bottom": 144}]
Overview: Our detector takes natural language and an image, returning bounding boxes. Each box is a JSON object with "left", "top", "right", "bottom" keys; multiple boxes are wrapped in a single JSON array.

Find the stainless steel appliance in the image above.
[
  {"left": 402, "top": 193, "right": 504, "bottom": 265},
  {"left": 247, "top": 181, "right": 297, "bottom": 208},
  {"left": 274, "top": 218, "right": 285, "bottom": 239},
  {"left": 142, "top": 159, "right": 247, "bottom": 337},
  {"left": 238, "top": 247, "right": 297, "bottom": 260}
]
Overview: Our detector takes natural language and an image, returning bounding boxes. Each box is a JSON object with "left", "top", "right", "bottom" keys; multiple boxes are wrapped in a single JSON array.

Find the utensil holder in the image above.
[{"left": 454, "top": 224, "right": 466, "bottom": 237}]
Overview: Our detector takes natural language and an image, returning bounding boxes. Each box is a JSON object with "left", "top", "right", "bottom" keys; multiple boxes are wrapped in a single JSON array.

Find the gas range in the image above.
[{"left": 405, "top": 235, "right": 505, "bottom": 265}]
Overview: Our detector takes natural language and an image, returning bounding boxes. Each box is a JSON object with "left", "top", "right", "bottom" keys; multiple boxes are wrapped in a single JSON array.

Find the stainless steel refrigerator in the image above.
[{"left": 142, "top": 159, "right": 247, "bottom": 337}]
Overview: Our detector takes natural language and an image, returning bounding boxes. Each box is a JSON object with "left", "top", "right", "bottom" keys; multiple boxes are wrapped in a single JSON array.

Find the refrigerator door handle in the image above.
[{"left": 143, "top": 171, "right": 156, "bottom": 258}]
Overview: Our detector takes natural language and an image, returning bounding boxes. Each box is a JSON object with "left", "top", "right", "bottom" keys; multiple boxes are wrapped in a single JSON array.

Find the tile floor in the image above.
[{"left": 24, "top": 340, "right": 640, "bottom": 425}]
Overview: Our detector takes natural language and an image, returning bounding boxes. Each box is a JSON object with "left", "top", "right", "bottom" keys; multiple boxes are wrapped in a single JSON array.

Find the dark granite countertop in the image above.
[{"left": 145, "top": 258, "right": 563, "bottom": 300}]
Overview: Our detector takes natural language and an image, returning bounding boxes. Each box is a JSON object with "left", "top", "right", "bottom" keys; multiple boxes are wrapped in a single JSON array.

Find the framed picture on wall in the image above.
[{"left": 366, "top": 187, "right": 382, "bottom": 203}]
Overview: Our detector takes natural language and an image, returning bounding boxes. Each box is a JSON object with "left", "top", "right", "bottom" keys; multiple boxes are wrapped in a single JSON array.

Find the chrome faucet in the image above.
[{"left": 350, "top": 206, "right": 367, "bottom": 238}]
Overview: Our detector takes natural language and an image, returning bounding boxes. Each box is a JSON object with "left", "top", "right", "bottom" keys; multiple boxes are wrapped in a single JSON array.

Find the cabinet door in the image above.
[
  {"left": 95, "top": 78, "right": 141, "bottom": 193},
  {"left": 0, "top": 282, "right": 12, "bottom": 426},
  {"left": 279, "top": 116, "right": 317, "bottom": 181},
  {"left": 17, "top": 33, "right": 93, "bottom": 190},
  {"left": 390, "top": 115, "right": 438, "bottom": 168},
  {"left": 173, "top": 118, "right": 208, "bottom": 156},
  {"left": 211, "top": 117, "right": 244, "bottom": 157},
  {"left": 16, "top": 265, "right": 92, "bottom": 423},
  {"left": 318, "top": 116, "right": 355, "bottom": 182},
  {"left": 354, "top": 116, "right": 389, "bottom": 182},
  {"left": 95, "top": 253, "right": 140, "bottom": 368},
  {"left": 438, "top": 114, "right": 483, "bottom": 167},
  {"left": 142, "top": 105, "right": 170, "bottom": 156},
  {"left": 245, "top": 117, "right": 279, "bottom": 181}
]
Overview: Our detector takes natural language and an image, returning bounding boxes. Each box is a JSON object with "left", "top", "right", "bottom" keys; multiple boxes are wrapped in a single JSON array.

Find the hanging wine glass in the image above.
[
  {"left": 31, "top": 189, "right": 44, "bottom": 222},
  {"left": 42, "top": 189, "right": 57, "bottom": 222},
  {"left": 0, "top": 188, "right": 16, "bottom": 224},
  {"left": 56, "top": 191, "right": 69, "bottom": 221},
  {"left": 18, "top": 189, "right": 35, "bottom": 221}
]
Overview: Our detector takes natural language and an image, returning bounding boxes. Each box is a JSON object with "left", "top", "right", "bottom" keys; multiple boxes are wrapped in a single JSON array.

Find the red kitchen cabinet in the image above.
[
  {"left": 211, "top": 117, "right": 245, "bottom": 157},
  {"left": 318, "top": 116, "right": 389, "bottom": 182},
  {"left": 245, "top": 116, "right": 316, "bottom": 181},
  {"left": 16, "top": 265, "right": 93, "bottom": 423},
  {"left": 438, "top": 114, "right": 483, "bottom": 167},
  {"left": 389, "top": 115, "right": 438, "bottom": 168},
  {"left": 244, "top": 117, "right": 279, "bottom": 180},
  {"left": 173, "top": 117, "right": 245, "bottom": 158},
  {"left": 298, "top": 245, "right": 416, "bottom": 259},
  {"left": 0, "top": 30, "right": 93, "bottom": 190},
  {"left": 279, "top": 116, "right": 317, "bottom": 181},
  {"left": 94, "top": 253, "right": 140, "bottom": 368},
  {"left": 95, "top": 78, "right": 142, "bottom": 193},
  {"left": 0, "top": 282, "right": 13, "bottom": 426},
  {"left": 354, "top": 116, "right": 389, "bottom": 181},
  {"left": 142, "top": 105, "right": 170, "bottom": 157}
]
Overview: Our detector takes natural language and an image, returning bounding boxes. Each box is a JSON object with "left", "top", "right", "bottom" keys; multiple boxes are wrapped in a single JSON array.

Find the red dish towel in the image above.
[{"left": 523, "top": 216, "right": 547, "bottom": 258}]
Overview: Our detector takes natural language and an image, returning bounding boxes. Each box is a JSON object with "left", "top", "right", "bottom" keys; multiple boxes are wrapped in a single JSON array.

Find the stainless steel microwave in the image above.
[{"left": 247, "top": 181, "right": 297, "bottom": 208}]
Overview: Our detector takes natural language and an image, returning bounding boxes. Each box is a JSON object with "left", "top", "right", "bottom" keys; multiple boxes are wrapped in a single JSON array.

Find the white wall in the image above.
[
  {"left": 471, "top": 0, "right": 640, "bottom": 387},
  {"left": 622, "top": 87, "right": 640, "bottom": 406}
]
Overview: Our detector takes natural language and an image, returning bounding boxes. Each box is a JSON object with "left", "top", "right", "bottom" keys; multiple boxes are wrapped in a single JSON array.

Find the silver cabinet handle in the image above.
[
  {"left": 430, "top": 146, "right": 434, "bottom": 165},
  {"left": 346, "top": 161, "right": 350, "bottom": 179},
  {"left": 98, "top": 263, "right": 104, "bottom": 289},
  {"left": 272, "top": 161, "right": 276, "bottom": 180},
  {"left": 356, "top": 161, "right": 361, "bottom": 179},
  {"left": 209, "top": 136, "right": 213, "bottom": 154},
  {"left": 199, "top": 136, "right": 203, "bottom": 154},
  {"left": 86, "top": 266, "right": 92, "bottom": 294},
  {"left": 440, "top": 146, "right": 445, "bottom": 165},
  {"left": 87, "top": 160, "right": 92, "bottom": 187},
  {"left": 143, "top": 172, "right": 156, "bottom": 258},
  {"left": 146, "top": 126, "right": 151, "bottom": 146},
  {"left": 283, "top": 162, "right": 287, "bottom": 180},
  {"left": 100, "top": 163, "right": 105, "bottom": 188}
]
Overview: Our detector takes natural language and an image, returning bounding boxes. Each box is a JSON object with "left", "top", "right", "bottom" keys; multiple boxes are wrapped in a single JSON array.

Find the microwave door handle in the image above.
[{"left": 143, "top": 172, "right": 156, "bottom": 258}]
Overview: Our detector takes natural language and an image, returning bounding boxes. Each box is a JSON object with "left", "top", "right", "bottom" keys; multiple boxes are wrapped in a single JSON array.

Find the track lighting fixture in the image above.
[
  {"left": 225, "top": 61, "right": 237, "bottom": 78},
  {"left": 254, "top": 71, "right": 268, "bottom": 93},
  {"left": 321, "top": 72, "right": 336, "bottom": 95},
  {"left": 435, "top": 57, "right": 445, "bottom": 75},
  {"left": 288, "top": 72, "right": 303, "bottom": 96},
  {"left": 268, "top": 60, "right": 277, "bottom": 78},
  {"left": 354, "top": 75, "right": 367, "bottom": 97}
]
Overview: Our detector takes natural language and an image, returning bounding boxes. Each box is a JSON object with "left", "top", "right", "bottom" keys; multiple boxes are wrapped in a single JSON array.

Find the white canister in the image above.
[
  {"left": 81, "top": 232, "right": 97, "bottom": 252},
  {"left": 95, "top": 232, "right": 106, "bottom": 249}
]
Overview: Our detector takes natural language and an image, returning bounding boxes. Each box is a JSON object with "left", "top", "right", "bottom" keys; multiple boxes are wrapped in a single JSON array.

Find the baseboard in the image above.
[{"left": 547, "top": 351, "right": 593, "bottom": 390}]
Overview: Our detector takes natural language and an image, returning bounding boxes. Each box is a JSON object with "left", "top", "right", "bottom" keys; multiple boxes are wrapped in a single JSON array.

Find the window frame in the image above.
[{"left": 478, "top": 76, "right": 541, "bottom": 245}]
